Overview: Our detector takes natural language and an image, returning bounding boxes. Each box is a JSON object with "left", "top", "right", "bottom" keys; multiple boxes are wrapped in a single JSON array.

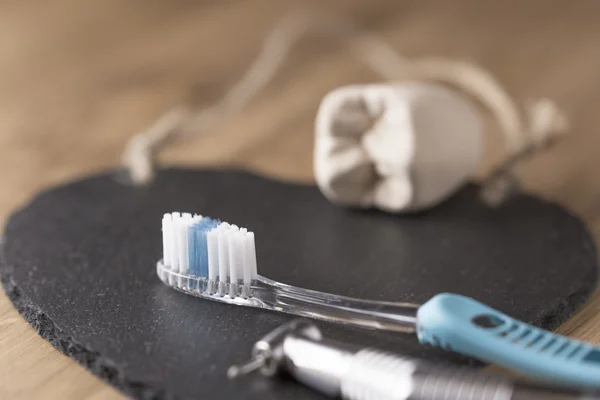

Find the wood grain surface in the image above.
[{"left": 1, "top": 1, "right": 600, "bottom": 398}]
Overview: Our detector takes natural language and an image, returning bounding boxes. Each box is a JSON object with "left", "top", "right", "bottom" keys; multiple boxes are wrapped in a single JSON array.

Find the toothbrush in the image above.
[{"left": 158, "top": 212, "right": 600, "bottom": 390}]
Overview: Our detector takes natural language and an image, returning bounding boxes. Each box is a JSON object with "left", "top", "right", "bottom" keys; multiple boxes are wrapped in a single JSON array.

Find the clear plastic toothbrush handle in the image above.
[
  {"left": 253, "top": 275, "right": 419, "bottom": 333},
  {"left": 157, "top": 260, "right": 419, "bottom": 333}
]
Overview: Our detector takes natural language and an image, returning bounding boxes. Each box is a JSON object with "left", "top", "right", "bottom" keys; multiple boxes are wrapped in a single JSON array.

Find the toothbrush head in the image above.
[{"left": 159, "top": 212, "right": 258, "bottom": 298}]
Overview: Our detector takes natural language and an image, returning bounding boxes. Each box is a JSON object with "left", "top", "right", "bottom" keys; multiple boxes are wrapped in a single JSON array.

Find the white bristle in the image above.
[
  {"left": 162, "top": 214, "right": 172, "bottom": 267},
  {"left": 237, "top": 231, "right": 248, "bottom": 285},
  {"left": 246, "top": 232, "right": 257, "bottom": 280},
  {"left": 178, "top": 214, "right": 193, "bottom": 274},
  {"left": 217, "top": 225, "right": 231, "bottom": 283},
  {"left": 207, "top": 228, "right": 219, "bottom": 282},
  {"left": 171, "top": 213, "right": 181, "bottom": 271},
  {"left": 228, "top": 226, "right": 241, "bottom": 284},
  {"left": 242, "top": 232, "right": 252, "bottom": 285}
]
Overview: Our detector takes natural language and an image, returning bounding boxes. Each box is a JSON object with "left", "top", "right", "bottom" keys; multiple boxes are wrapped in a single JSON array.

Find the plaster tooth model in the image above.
[
  {"left": 122, "top": 15, "right": 568, "bottom": 209},
  {"left": 314, "top": 82, "right": 483, "bottom": 212}
]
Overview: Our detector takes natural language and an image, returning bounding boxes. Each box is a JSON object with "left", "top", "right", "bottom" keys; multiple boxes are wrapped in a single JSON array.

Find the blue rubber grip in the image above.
[{"left": 417, "top": 293, "right": 600, "bottom": 389}]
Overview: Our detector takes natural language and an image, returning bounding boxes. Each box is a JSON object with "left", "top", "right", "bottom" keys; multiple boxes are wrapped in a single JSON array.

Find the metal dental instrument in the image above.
[{"left": 227, "top": 319, "right": 599, "bottom": 400}]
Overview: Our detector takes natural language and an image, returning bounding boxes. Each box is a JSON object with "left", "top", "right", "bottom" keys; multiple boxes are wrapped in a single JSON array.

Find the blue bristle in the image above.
[
  {"left": 187, "top": 224, "right": 199, "bottom": 290},
  {"left": 188, "top": 222, "right": 202, "bottom": 277},
  {"left": 188, "top": 218, "right": 220, "bottom": 280},
  {"left": 187, "top": 227, "right": 196, "bottom": 276}
]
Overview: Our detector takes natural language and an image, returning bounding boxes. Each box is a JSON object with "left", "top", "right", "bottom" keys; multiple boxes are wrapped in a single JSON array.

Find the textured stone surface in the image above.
[{"left": 1, "top": 168, "right": 597, "bottom": 399}]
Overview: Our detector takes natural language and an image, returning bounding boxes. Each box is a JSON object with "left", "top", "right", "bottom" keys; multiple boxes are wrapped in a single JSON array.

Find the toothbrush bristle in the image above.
[{"left": 161, "top": 212, "right": 257, "bottom": 297}]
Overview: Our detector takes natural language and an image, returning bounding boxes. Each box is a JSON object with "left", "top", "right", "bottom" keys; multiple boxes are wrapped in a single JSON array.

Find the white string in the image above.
[{"left": 122, "top": 13, "right": 568, "bottom": 189}]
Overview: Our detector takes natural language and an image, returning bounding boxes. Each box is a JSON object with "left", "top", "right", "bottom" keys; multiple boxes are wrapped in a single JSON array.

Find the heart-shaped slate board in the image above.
[{"left": 1, "top": 168, "right": 597, "bottom": 400}]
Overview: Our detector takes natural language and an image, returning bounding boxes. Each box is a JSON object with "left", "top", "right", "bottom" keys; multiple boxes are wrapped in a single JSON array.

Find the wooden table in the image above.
[{"left": 1, "top": 1, "right": 600, "bottom": 398}]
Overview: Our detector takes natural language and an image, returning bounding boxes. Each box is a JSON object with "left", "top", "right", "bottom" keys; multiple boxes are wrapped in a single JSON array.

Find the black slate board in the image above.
[{"left": 1, "top": 168, "right": 597, "bottom": 400}]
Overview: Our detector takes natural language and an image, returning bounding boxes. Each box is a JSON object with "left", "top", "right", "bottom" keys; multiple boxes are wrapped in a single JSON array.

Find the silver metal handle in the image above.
[
  {"left": 342, "top": 350, "right": 514, "bottom": 400},
  {"left": 282, "top": 334, "right": 515, "bottom": 400}
]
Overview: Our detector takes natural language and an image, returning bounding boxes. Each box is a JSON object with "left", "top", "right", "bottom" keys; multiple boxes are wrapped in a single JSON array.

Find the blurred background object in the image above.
[{"left": 1, "top": 0, "right": 600, "bottom": 399}]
